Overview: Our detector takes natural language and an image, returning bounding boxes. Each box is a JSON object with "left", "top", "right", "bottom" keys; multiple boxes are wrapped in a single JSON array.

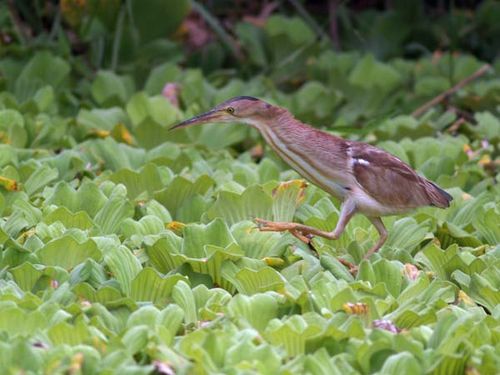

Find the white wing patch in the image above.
[{"left": 353, "top": 158, "right": 370, "bottom": 166}]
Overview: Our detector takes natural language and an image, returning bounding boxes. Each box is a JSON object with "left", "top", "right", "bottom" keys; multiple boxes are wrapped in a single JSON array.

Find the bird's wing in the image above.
[{"left": 348, "top": 142, "right": 442, "bottom": 210}]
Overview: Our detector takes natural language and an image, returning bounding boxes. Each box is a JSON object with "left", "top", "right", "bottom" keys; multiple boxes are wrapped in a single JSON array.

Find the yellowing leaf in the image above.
[
  {"left": 0, "top": 175, "right": 19, "bottom": 191},
  {"left": 112, "top": 122, "right": 134, "bottom": 145},
  {"left": 343, "top": 302, "right": 369, "bottom": 315},
  {"left": 166, "top": 221, "right": 186, "bottom": 233},
  {"left": 458, "top": 290, "right": 475, "bottom": 306},
  {"left": 89, "top": 129, "right": 111, "bottom": 138}
]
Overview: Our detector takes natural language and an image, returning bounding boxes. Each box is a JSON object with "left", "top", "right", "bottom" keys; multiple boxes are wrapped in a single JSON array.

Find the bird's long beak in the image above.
[{"left": 170, "top": 109, "right": 221, "bottom": 131}]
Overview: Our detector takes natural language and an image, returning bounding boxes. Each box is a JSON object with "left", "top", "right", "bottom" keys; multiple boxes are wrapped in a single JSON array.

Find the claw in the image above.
[
  {"left": 289, "top": 229, "right": 311, "bottom": 244},
  {"left": 254, "top": 219, "right": 358, "bottom": 275},
  {"left": 254, "top": 218, "right": 313, "bottom": 244},
  {"left": 254, "top": 218, "right": 293, "bottom": 233},
  {"left": 338, "top": 258, "right": 358, "bottom": 275}
]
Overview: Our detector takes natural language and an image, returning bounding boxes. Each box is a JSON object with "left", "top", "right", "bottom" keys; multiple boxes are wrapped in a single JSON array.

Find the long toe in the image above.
[
  {"left": 338, "top": 258, "right": 358, "bottom": 275},
  {"left": 254, "top": 218, "right": 295, "bottom": 232},
  {"left": 289, "top": 229, "right": 311, "bottom": 243}
]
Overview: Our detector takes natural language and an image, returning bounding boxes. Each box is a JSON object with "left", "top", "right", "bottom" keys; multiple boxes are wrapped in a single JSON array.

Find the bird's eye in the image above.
[{"left": 226, "top": 107, "right": 235, "bottom": 114}]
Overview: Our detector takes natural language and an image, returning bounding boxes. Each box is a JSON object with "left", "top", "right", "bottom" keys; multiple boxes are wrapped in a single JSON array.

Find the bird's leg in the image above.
[
  {"left": 364, "top": 216, "right": 387, "bottom": 259},
  {"left": 289, "top": 229, "right": 313, "bottom": 243},
  {"left": 255, "top": 199, "right": 357, "bottom": 241},
  {"left": 254, "top": 219, "right": 335, "bottom": 241},
  {"left": 329, "top": 199, "right": 357, "bottom": 240},
  {"left": 256, "top": 200, "right": 359, "bottom": 272}
]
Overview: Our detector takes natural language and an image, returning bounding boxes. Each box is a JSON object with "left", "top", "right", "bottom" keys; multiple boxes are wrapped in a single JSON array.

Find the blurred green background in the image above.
[{"left": 0, "top": 1, "right": 499, "bottom": 374}]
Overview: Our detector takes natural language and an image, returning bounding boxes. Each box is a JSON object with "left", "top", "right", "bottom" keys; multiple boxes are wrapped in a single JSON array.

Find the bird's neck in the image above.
[
  {"left": 256, "top": 110, "right": 344, "bottom": 150},
  {"left": 252, "top": 110, "right": 352, "bottom": 196}
]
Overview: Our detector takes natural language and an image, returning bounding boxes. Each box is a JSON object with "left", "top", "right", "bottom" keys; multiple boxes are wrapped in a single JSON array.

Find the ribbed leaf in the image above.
[
  {"left": 130, "top": 267, "right": 186, "bottom": 304},
  {"left": 154, "top": 175, "right": 214, "bottom": 218},
  {"left": 172, "top": 280, "right": 198, "bottom": 325},
  {"left": 377, "top": 352, "right": 423, "bottom": 375},
  {"left": 146, "top": 231, "right": 184, "bottom": 273},
  {"left": 207, "top": 185, "right": 273, "bottom": 225},
  {"left": 231, "top": 221, "right": 290, "bottom": 259},
  {"left": 24, "top": 165, "right": 58, "bottom": 196},
  {"left": 46, "top": 181, "right": 107, "bottom": 218},
  {"left": 264, "top": 314, "right": 323, "bottom": 356},
  {"left": 48, "top": 320, "right": 94, "bottom": 346},
  {"left": 384, "top": 217, "right": 430, "bottom": 253},
  {"left": 43, "top": 207, "right": 94, "bottom": 230},
  {"left": 227, "top": 293, "right": 279, "bottom": 331},
  {"left": 104, "top": 245, "right": 142, "bottom": 296},
  {"left": 109, "top": 163, "right": 164, "bottom": 199},
  {"left": 37, "top": 236, "right": 102, "bottom": 270},
  {"left": 72, "top": 283, "right": 125, "bottom": 305},
  {"left": 0, "top": 306, "right": 46, "bottom": 336},
  {"left": 222, "top": 261, "right": 285, "bottom": 295},
  {"left": 94, "top": 195, "right": 134, "bottom": 234},
  {"left": 271, "top": 180, "right": 307, "bottom": 222}
]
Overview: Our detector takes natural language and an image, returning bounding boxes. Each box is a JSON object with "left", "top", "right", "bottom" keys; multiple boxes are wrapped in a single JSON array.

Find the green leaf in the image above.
[
  {"left": 37, "top": 236, "right": 102, "bottom": 270},
  {"left": 182, "top": 219, "right": 237, "bottom": 258},
  {"left": 473, "top": 207, "right": 500, "bottom": 245},
  {"left": 227, "top": 293, "right": 279, "bottom": 332},
  {"left": 94, "top": 195, "right": 134, "bottom": 234},
  {"left": 475, "top": 112, "right": 500, "bottom": 140},
  {"left": 384, "top": 217, "right": 430, "bottom": 253},
  {"left": 46, "top": 181, "right": 107, "bottom": 218},
  {"left": 222, "top": 261, "right": 285, "bottom": 295},
  {"left": 109, "top": 163, "right": 165, "bottom": 199},
  {"left": 105, "top": 245, "right": 142, "bottom": 296},
  {"left": 72, "top": 283, "right": 125, "bottom": 305},
  {"left": 320, "top": 255, "right": 355, "bottom": 282},
  {"left": 24, "top": 164, "right": 58, "bottom": 196},
  {"left": 157, "top": 304, "right": 185, "bottom": 341},
  {"left": 43, "top": 207, "right": 94, "bottom": 230},
  {"left": 172, "top": 280, "right": 198, "bottom": 325},
  {"left": 376, "top": 352, "right": 423, "bottom": 375},
  {"left": 264, "top": 314, "right": 323, "bottom": 356},
  {"left": 0, "top": 109, "right": 27, "bottom": 147},
  {"left": 271, "top": 180, "right": 307, "bottom": 222},
  {"left": 48, "top": 319, "right": 95, "bottom": 346},
  {"left": 154, "top": 175, "right": 214, "bottom": 219},
  {"left": 91, "top": 71, "right": 134, "bottom": 107},
  {"left": 0, "top": 306, "right": 47, "bottom": 336},
  {"left": 121, "top": 215, "right": 165, "bottom": 238},
  {"left": 130, "top": 267, "right": 186, "bottom": 305},
  {"left": 207, "top": 185, "right": 273, "bottom": 225},
  {"left": 231, "top": 221, "right": 290, "bottom": 259},
  {"left": 468, "top": 272, "right": 500, "bottom": 312},
  {"left": 10, "top": 262, "right": 67, "bottom": 292},
  {"left": 83, "top": 138, "right": 146, "bottom": 170},
  {"left": 121, "top": 325, "right": 149, "bottom": 355},
  {"left": 349, "top": 54, "right": 402, "bottom": 92},
  {"left": 77, "top": 107, "right": 128, "bottom": 133},
  {"left": 146, "top": 231, "right": 184, "bottom": 273},
  {"left": 126, "top": 92, "right": 179, "bottom": 128},
  {"left": 144, "top": 63, "right": 182, "bottom": 95},
  {"left": 129, "top": 0, "right": 190, "bottom": 42},
  {"left": 14, "top": 52, "right": 70, "bottom": 102}
]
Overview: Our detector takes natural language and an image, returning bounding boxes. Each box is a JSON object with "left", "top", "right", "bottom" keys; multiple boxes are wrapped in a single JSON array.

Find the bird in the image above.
[{"left": 171, "top": 96, "right": 453, "bottom": 264}]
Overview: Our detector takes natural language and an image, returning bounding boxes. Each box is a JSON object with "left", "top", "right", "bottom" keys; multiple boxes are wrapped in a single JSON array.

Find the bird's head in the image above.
[{"left": 170, "top": 96, "right": 284, "bottom": 130}]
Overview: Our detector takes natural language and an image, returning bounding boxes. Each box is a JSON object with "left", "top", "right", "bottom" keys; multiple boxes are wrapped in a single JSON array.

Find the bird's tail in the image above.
[{"left": 425, "top": 180, "right": 453, "bottom": 208}]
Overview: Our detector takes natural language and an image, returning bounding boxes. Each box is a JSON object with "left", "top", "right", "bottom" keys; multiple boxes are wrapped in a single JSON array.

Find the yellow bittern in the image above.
[{"left": 172, "top": 96, "right": 452, "bottom": 260}]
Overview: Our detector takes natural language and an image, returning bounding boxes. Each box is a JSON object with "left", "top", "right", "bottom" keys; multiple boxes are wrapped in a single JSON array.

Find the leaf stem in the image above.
[
  {"left": 111, "top": 5, "right": 127, "bottom": 71},
  {"left": 412, "top": 64, "right": 491, "bottom": 118},
  {"left": 191, "top": 1, "right": 243, "bottom": 61}
]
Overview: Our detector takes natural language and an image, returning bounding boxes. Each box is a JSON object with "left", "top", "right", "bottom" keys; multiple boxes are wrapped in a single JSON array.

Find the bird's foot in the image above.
[
  {"left": 338, "top": 258, "right": 358, "bottom": 275},
  {"left": 255, "top": 218, "right": 313, "bottom": 244},
  {"left": 363, "top": 244, "right": 383, "bottom": 260},
  {"left": 254, "top": 218, "right": 357, "bottom": 274}
]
